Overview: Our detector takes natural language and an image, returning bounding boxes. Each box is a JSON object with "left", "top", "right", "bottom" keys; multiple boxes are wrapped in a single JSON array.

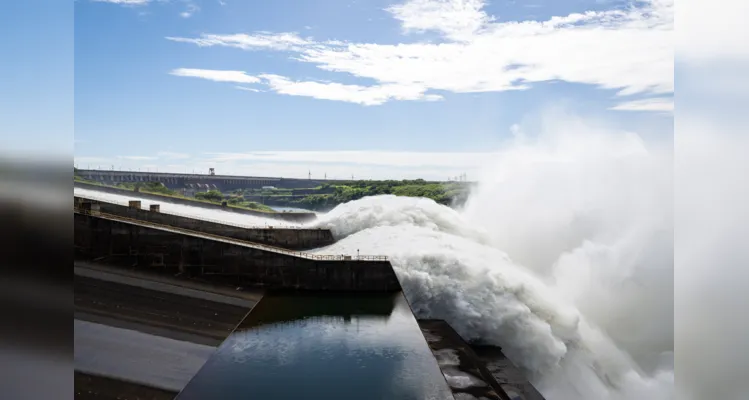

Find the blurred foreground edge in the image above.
[{"left": 0, "top": 155, "right": 73, "bottom": 399}]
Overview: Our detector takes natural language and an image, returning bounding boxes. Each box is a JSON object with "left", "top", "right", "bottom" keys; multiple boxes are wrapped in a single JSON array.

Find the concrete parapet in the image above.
[
  {"left": 74, "top": 212, "right": 400, "bottom": 292},
  {"left": 75, "top": 197, "right": 334, "bottom": 250},
  {"left": 74, "top": 181, "right": 316, "bottom": 223}
]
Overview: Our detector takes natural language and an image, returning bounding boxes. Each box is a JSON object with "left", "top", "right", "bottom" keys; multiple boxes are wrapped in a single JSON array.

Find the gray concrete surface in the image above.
[{"left": 74, "top": 319, "right": 215, "bottom": 392}]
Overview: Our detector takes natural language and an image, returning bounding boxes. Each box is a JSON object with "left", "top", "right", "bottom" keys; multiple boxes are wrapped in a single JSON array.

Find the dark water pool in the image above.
[{"left": 176, "top": 291, "right": 454, "bottom": 400}]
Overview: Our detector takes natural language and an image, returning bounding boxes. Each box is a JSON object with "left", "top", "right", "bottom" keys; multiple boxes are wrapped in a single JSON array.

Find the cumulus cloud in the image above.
[{"left": 166, "top": 0, "right": 673, "bottom": 109}]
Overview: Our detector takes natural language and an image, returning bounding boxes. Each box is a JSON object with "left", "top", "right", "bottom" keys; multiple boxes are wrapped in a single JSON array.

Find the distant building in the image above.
[{"left": 262, "top": 186, "right": 276, "bottom": 190}]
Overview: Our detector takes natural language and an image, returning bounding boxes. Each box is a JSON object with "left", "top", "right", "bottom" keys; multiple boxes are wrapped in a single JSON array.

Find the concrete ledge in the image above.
[
  {"left": 74, "top": 181, "right": 316, "bottom": 223},
  {"left": 75, "top": 196, "right": 334, "bottom": 250},
  {"left": 75, "top": 212, "right": 401, "bottom": 292},
  {"left": 75, "top": 371, "right": 178, "bottom": 400}
]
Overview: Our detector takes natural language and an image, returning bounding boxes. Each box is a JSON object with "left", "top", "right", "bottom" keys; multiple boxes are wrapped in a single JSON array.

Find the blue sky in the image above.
[{"left": 67, "top": 0, "right": 672, "bottom": 179}]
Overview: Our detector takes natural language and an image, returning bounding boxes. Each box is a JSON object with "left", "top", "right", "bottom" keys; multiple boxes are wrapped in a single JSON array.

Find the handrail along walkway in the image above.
[{"left": 74, "top": 207, "right": 388, "bottom": 262}]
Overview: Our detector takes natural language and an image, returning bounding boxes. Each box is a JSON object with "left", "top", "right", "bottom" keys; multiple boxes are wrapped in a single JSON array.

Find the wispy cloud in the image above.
[
  {"left": 169, "top": 68, "right": 260, "bottom": 84},
  {"left": 180, "top": 1, "right": 200, "bottom": 18},
  {"left": 166, "top": 32, "right": 312, "bottom": 51},
  {"left": 258, "top": 74, "right": 442, "bottom": 105},
  {"left": 235, "top": 86, "right": 262, "bottom": 93},
  {"left": 166, "top": 0, "right": 673, "bottom": 110},
  {"left": 610, "top": 97, "right": 674, "bottom": 112}
]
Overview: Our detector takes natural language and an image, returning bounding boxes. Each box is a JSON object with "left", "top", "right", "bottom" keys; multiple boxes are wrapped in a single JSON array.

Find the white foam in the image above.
[
  {"left": 74, "top": 188, "right": 297, "bottom": 228},
  {"left": 75, "top": 112, "right": 676, "bottom": 399},
  {"left": 309, "top": 114, "right": 674, "bottom": 400}
]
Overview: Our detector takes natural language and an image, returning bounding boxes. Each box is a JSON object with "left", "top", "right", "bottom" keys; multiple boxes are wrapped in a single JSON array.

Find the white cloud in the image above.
[
  {"left": 166, "top": 32, "right": 312, "bottom": 51},
  {"left": 166, "top": 0, "right": 673, "bottom": 110},
  {"left": 610, "top": 97, "right": 674, "bottom": 112},
  {"left": 386, "top": 0, "right": 494, "bottom": 41},
  {"left": 169, "top": 68, "right": 260, "bottom": 84},
  {"left": 259, "top": 74, "right": 442, "bottom": 105},
  {"left": 179, "top": 1, "right": 200, "bottom": 18},
  {"left": 235, "top": 86, "right": 261, "bottom": 92}
]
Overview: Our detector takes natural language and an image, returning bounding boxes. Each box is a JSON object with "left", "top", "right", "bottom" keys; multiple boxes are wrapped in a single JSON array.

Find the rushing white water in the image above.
[
  {"left": 74, "top": 188, "right": 297, "bottom": 228},
  {"left": 310, "top": 115, "right": 674, "bottom": 400},
  {"left": 74, "top": 113, "right": 675, "bottom": 399}
]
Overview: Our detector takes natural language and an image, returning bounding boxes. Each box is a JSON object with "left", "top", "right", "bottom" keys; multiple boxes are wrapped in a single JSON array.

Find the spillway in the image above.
[
  {"left": 74, "top": 187, "right": 301, "bottom": 228},
  {"left": 76, "top": 129, "right": 676, "bottom": 400}
]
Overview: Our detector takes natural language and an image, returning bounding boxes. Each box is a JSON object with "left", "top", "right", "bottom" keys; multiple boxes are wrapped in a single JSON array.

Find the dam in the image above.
[{"left": 74, "top": 187, "right": 545, "bottom": 400}]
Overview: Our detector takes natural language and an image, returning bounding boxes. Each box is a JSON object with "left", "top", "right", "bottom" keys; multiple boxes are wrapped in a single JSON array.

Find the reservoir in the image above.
[{"left": 176, "top": 291, "right": 454, "bottom": 400}]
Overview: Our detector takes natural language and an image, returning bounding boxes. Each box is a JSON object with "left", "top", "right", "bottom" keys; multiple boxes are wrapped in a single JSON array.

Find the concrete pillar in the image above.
[
  {"left": 149, "top": 204, "right": 160, "bottom": 212},
  {"left": 128, "top": 200, "right": 142, "bottom": 209}
]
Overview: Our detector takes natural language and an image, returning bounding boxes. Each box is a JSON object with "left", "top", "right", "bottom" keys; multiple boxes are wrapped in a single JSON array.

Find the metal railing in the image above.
[
  {"left": 74, "top": 193, "right": 315, "bottom": 230},
  {"left": 74, "top": 207, "right": 388, "bottom": 262}
]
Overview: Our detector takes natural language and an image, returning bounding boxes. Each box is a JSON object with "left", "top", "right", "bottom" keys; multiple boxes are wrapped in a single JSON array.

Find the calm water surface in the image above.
[{"left": 176, "top": 292, "right": 453, "bottom": 400}]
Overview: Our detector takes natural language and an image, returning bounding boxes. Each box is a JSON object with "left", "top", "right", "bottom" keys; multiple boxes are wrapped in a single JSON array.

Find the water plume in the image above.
[{"left": 312, "top": 110, "right": 674, "bottom": 400}]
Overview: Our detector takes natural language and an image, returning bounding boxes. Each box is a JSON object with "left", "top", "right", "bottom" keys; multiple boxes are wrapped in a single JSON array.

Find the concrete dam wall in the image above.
[
  {"left": 75, "top": 197, "right": 334, "bottom": 250},
  {"left": 74, "top": 212, "right": 400, "bottom": 292},
  {"left": 75, "top": 169, "right": 341, "bottom": 191},
  {"left": 74, "top": 181, "right": 316, "bottom": 223}
]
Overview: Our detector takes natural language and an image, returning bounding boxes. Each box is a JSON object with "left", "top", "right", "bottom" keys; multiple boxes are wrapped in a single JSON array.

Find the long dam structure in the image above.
[
  {"left": 76, "top": 168, "right": 345, "bottom": 192},
  {"left": 74, "top": 187, "right": 545, "bottom": 400}
]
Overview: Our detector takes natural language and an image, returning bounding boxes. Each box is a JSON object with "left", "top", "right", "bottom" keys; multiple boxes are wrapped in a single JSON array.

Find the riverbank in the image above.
[{"left": 243, "top": 180, "right": 474, "bottom": 212}]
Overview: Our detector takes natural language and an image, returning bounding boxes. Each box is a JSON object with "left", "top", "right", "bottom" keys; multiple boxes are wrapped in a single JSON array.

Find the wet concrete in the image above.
[
  {"left": 74, "top": 263, "right": 260, "bottom": 398},
  {"left": 471, "top": 346, "right": 546, "bottom": 400},
  {"left": 418, "top": 319, "right": 512, "bottom": 400},
  {"left": 75, "top": 212, "right": 400, "bottom": 292},
  {"left": 75, "top": 319, "right": 215, "bottom": 392},
  {"left": 75, "top": 372, "right": 177, "bottom": 400}
]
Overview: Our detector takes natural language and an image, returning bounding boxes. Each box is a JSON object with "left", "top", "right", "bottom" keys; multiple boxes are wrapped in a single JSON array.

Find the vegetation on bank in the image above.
[{"left": 74, "top": 168, "right": 471, "bottom": 212}]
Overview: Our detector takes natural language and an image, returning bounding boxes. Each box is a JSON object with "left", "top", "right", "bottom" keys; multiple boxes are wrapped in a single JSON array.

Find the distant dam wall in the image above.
[
  {"left": 74, "top": 181, "right": 316, "bottom": 223},
  {"left": 74, "top": 212, "right": 400, "bottom": 292},
  {"left": 74, "top": 197, "right": 334, "bottom": 250},
  {"left": 75, "top": 169, "right": 340, "bottom": 191}
]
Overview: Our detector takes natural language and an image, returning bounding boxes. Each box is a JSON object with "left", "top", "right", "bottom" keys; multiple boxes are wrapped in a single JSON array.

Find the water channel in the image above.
[{"left": 176, "top": 291, "right": 454, "bottom": 400}]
